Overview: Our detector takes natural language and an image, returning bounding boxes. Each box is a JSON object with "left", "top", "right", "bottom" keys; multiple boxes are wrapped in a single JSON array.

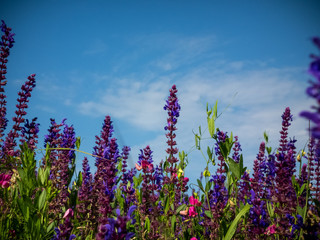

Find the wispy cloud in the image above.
[
  {"left": 83, "top": 39, "right": 107, "bottom": 55},
  {"left": 75, "top": 34, "right": 312, "bottom": 178},
  {"left": 78, "top": 79, "right": 171, "bottom": 131},
  {"left": 127, "top": 65, "right": 312, "bottom": 180}
]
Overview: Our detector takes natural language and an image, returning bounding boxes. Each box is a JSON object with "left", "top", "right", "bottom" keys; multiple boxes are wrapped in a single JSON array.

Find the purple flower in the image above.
[
  {"left": 20, "top": 117, "right": 40, "bottom": 151},
  {"left": 164, "top": 85, "right": 180, "bottom": 173},
  {"left": 274, "top": 107, "right": 297, "bottom": 235},
  {"left": 2, "top": 74, "right": 36, "bottom": 159},
  {"left": 232, "top": 136, "right": 242, "bottom": 163},
  {"left": 0, "top": 20, "right": 15, "bottom": 142},
  {"left": 214, "top": 130, "right": 228, "bottom": 175},
  {"left": 300, "top": 37, "right": 320, "bottom": 139},
  {"left": 96, "top": 207, "right": 136, "bottom": 240}
]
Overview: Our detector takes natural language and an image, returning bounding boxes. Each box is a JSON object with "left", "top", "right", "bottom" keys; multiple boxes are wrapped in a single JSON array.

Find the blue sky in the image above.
[{"left": 1, "top": 0, "right": 319, "bottom": 182}]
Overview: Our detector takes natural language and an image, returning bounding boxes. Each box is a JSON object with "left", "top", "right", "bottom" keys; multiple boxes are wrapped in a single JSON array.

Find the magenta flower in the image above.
[
  {"left": 63, "top": 208, "right": 74, "bottom": 219},
  {"left": 265, "top": 224, "right": 277, "bottom": 235},
  {"left": 190, "top": 238, "right": 198, "bottom": 240},
  {"left": 189, "top": 196, "right": 201, "bottom": 207},
  {"left": 188, "top": 206, "right": 197, "bottom": 217},
  {"left": 0, "top": 173, "right": 10, "bottom": 188}
]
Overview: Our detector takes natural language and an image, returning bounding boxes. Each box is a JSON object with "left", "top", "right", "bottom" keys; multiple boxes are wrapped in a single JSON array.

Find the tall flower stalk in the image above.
[
  {"left": 0, "top": 20, "right": 15, "bottom": 143},
  {"left": 1, "top": 74, "right": 36, "bottom": 171},
  {"left": 163, "top": 84, "right": 181, "bottom": 179}
]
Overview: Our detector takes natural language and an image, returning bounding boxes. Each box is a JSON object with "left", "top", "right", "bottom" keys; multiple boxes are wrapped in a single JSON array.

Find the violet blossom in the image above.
[{"left": 0, "top": 20, "right": 15, "bottom": 142}]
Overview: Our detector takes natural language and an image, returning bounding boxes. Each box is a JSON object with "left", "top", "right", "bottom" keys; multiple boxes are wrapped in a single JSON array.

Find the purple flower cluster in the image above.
[
  {"left": 53, "top": 209, "right": 76, "bottom": 240},
  {"left": 76, "top": 157, "right": 93, "bottom": 231},
  {"left": 20, "top": 117, "right": 40, "bottom": 152},
  {"left": 274, "top": 107, "right": 297, "bottom": 236},
  {"left": 1, "top": 74, "right": 36, "bottom": 170},
  {"left": 48, "top": 120, "right": 76, "bottom": 217},
  {"left": 96, "top": 207, "right": 136, "bottom": 240},
  {"left": 164, "top": 84, "right": 180, "bottom": 176},
  {"left": 300, "top": 37, "right": 320, "bottom": 138},
  {"left": 214, "top": 130, "right": 228, "bottom": 175},
  {"left": 0, "top": 20, "right": 15, "bottom": 142},
  {"left": 232, "top": 135, "right": 242, "bottom": 163}
]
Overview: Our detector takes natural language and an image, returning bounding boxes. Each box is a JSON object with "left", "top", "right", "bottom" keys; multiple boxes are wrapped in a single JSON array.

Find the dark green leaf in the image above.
[
  {"left": 38, "top": 190, "right": 47, "bottom": 211},
  {"left": 205, "top": 210, "right": 213, "bottom": 218},
  {"left": 197, "top": 179, "right": 204, "bottom": 192},
  {"left": 224, "top": 204, "right": 251, "bottom": 240}
]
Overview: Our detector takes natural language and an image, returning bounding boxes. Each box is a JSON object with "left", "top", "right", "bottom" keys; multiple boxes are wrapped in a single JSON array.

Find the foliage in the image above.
[{"left": 0, "top": 20, "right": 320, "bottom": 239}]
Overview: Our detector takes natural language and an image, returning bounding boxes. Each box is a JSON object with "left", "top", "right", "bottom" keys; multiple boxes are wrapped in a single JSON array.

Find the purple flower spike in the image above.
[
  {"left": 300, "top": 37, "right": 320, "bottom": 139},
  {"left": 164, "top": 85, "right": 180, "bottom": 174},
  {"left": 1, "top": 74, "right": 36, "bottom": 167},
  {"left": 0, "top": 20, "right": 15, "bottom": 142}
]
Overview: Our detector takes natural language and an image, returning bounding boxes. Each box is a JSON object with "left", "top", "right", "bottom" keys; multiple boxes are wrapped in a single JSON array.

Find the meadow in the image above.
[{"left": 0, "top": 20, "right": 319, "bottom": 240}]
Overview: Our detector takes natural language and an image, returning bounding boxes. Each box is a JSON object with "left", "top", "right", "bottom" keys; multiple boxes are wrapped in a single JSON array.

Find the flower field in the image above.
[{"left": 0, "top": 20, "right": 319, "bottom": 239}]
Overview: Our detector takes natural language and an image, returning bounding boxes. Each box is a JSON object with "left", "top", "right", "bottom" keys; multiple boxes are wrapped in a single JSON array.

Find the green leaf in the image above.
[
  {"left": 266, "top": 201, "right": 275, "bottom": 218},
  {"left": 239, "top": 154, "right": 244, "bottom": 176},
  {"left": 195, "top": 134, "right": 200, "bottom": 150},
  {"left": 164, "top": 196, "right": 170, "bottom": 214},
  {"left": 38, "top": 167, "right": 44, "bottom": 185},
  {"left": 213, "top": 100, "right": 218, "bottom": 118},
  {"left": 219, "top": 143, "right": 228, "bottom": 160},
  {"left": 205, "top": 210, "right": 213, "bottom": 218},
  {"left": 197, "top": 179, "right": 204, "bottom": 192},
  {"left": 297, "top": 206, "right": 304, "bottom": 217},
  {"left": 75, "top": 137, "right": 81, "bottom": 149},
  {"left": 263, "top": 131, "right": 269, "bottom": 143},
  {"left": 170, "top": 203, "right": 174, "bottom": 211},
  {"left": 227, "top": 157, "right": 240, "bottom": 179},
  {"left": 207, "top": 146, "right": 212, "bottom": 161},
  {"left": 47, "top": 221, "right": 55, "bottom": 233},
  {"left": 145, "top": 217, "right": 151, "bottom": 233},
  {"left": 208, "top": 116, "right": 215, "bottom": 138},
  {"left": 223, "top": 204, "right": 251, "bottom": 240},
  {"left": 205, "top": 180, "right": 212, "bottom": 192},
  {"left": 38, "top": 190, "right": 47, "bottom": 211},
  {"left": 171, "top": 215, "right": 177, "bottom": 233}
]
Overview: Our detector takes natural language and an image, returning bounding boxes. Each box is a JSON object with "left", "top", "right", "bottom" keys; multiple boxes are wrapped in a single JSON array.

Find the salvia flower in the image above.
[
  {"left": 265, "top": 224, "right": 277, "bottom": 235},
  {"left": 300, "top": 37, "right": 320, "bottom": 139},
  {"left": 0, "top": 173, "right": 10, "bottom": 188},
  {"left": 0, "top": 20, "right": 15, "bottom": 141},
  {"left": 164, "top": 84, "right": 180, "bottom": 171},
  {"left": 20, "top": 117, "right": 40, "bottom": 151},
  {"left": 188, "top": 206, "right": 197, "bottom": 217},
  {"left": 189, "top": 195, "right": 201, "bottom": 207},
  {"left": 232, "top": 136, "right": 242, "bottom": 163},
  {"left": 2, "top": 74, "right": 36, "bottom": 159},
  {"left": 52, "top": 209, "right": 76, "bottom": 240},
  {"left": 96, "top": 207, "right": 136, "bottom": 240}
]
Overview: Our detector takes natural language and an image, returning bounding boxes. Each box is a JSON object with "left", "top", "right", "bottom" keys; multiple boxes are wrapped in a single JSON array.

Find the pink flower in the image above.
[
  {"left": 0, "top": 173, "right": 11, "bottom": 188},
  {"left": 135, "top": 163, "right": 142, "bottom": 171},
  {"left": 190, "top": 238, "right": 198, "bottom": 240},
  {"left": 265, "top": 224, "right": 277, "bottom": 235},
  {"left": 136, "top": 160, "right": 153, "bottom": 172},
  {"left": 189, "top": 196, "right": 201, "bottom": 206},
  {"left": 188, "top": 206, "right": 197, "bottom": 217},
  {"left": 63, "top": 208, "right": 74, "bottom": 219},
  {"left": 179, "top": 208, "right": 188, "bottom": 216},
  {"left": 141, "top": 160, "right": 153, "bottom": 171}
]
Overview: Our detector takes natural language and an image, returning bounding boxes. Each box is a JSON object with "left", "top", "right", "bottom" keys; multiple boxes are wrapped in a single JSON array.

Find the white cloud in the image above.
[
  {"left": 76, "top": 34, "right": 313, "bottom": 178},
  {"left": 125, "top": 65, "right": 312, "bottom": 180},
  {"left": 78, "top": 78, "right": 171, "bottom": 131}
]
